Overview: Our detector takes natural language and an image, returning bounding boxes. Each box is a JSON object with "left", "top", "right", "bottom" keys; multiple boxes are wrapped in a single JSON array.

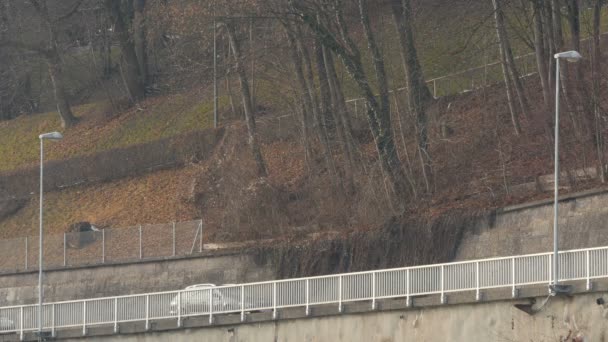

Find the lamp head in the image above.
[
  {"left": 554, "top": 51, "right": 582, "bottom": 62},
  {"left": 39, "top": 132, "right": 63, "bottom": 140}
]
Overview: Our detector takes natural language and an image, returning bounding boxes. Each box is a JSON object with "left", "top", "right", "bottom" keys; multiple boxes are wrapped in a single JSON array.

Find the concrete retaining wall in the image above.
[
  {"left": 0, "top": 252, "right": 274, "bottom": 306},
  {"left": 51, "top": 291, "right": 608, "bottom": 341},
  {"left": 455, "top": 188, "right": 608, "bottom": 260}
]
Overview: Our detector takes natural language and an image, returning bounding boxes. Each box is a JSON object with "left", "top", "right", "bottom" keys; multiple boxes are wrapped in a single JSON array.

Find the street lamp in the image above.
[
  {"left": 38, "top": 131, "right": 63, "bottom": 339},
  {"left": 550, "top": 51, "right": 582, "bottom": 295}
]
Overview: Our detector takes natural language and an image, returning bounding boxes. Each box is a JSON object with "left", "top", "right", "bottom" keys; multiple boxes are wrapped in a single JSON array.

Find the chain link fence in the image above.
[{"left": 0, "top": 220, "right": 203, "bottom": 275}]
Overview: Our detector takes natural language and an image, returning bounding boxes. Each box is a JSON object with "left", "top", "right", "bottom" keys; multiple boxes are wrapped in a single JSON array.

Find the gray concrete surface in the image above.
[
  {"left": 6, "top": 284, "right": 607, "bottom": 342},
  {"left": 455, "top": 188, "right": 608, "bottom": 260},
  {"left": 0, "top": 251, "right": 274, "bottom": 306}
]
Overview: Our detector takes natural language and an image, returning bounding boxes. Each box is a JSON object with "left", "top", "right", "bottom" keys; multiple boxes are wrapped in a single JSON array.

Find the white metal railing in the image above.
[
  {"left": 0, "top": 220, "right": 204, "bottom": 274},
  {"left": 1, "top": 245, "right": 607, "bottom": 338}
]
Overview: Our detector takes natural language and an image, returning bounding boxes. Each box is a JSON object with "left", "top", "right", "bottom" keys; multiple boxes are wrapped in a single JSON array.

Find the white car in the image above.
[
  {"left": 0, "top": 316, "right": 15, "bottom": 333},
  {"left": 169, "top": 284, "right": 243, "bottom": 315}
]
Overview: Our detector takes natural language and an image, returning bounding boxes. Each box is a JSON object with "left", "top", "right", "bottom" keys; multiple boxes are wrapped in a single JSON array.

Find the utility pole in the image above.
[{"left": 213, "top": 3, "right": 218, "bottom": 129}]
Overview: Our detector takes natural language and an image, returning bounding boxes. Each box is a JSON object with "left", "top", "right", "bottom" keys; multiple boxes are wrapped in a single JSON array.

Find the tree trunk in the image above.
[
  {"left": 390, "top": 0, "right": 433, "bottom": 192},
  {"left": 551, "top": 0, "right": 563, "bottom": 50},
  {"left": 285, "top": 28, "right": 314, "bottom": 163},
  {"left": 105, "top": 0, "right": 145, "bottom": 102},
  {"left": 314, "top": 38, "right": 335, "bottom": 136},
  {"left": 323, "top": 47, "right": 357, "bottom": 165},
  {"left": 592, "top": 0, "right": 605, "bottom": 182},
  {"left": 225, "top": 22, "right": 268, "bottom": 178},
  {"left": 532, "top": 0, "right": 552, "bottom": 111},
  {"left": 492, "top": 0, "right": 523, "bottom": 134},
  {"left": 360, "top": 0, "right": 408, "bottom": 200},
  {"left": 323, "top": 46, "right": 356, "bottom": 191},
  {"left": 295, "top": 0, "right": 407, "bottom": 202},
  {"left": 46, "top": 50, "right": 77, "bottom": 128},
  {"left": 132, "top": 0, "right": 149, "bottom": 86}
]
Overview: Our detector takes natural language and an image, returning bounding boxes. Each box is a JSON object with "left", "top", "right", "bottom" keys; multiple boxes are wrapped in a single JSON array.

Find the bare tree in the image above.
[
  {"left": 390, "top": 0, "right": 433, "bottom": 192},
  {"left": 104, "top": 0, "right": 145, "bottom": 103},
  {"left": 223, "top": 20, "right": 268, "bottom": 177},
  {"left": 592, "top": 0, "right": 605, "bottom": 182},
  {"left": 0, "top": 0, "right": 87, "bottom": 127},
  {"left": 492, "top": 0, "right": 524, "bottom": 135},
  {"left": 133, "top": 0, "right": 149, "bottom": 86},
  {"left": 293, "top": 0, "right": 409, "bottom": 202}
]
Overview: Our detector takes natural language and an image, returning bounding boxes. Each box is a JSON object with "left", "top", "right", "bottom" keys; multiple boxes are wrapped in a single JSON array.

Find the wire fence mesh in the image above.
[{"left": 0, "top": 220, "right": 203, "bottom": 274}]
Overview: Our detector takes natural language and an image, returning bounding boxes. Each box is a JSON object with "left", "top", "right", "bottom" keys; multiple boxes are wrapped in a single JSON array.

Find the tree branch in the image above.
[{"left": 54, "top": 0, "right": 86, "bottom": 23}]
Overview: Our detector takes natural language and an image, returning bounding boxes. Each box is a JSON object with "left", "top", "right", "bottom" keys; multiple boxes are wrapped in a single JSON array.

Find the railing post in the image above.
[
  {"left": 24, "top": 237, "right": 28, "bottom": 270},
  {"left": 139, "top": 225, "right": 143, "bottom": 259},
  {"left": 586, "top": 250, "right": 592, "bottom": 291},
  {"left": 371, "top": 272, "right": 376, "bottom": 310},
  {"left": 406, "top": 269, "right": 411, "bottom": 307},
  {"left": 475, "top": 262, "right": 481, "bottom": 301},
  {"left": 433, "top": 79, "right": 437, "bottom": 98},
  {"left": 63, "top": 232, "right": 67, "bottom": 267},
  {"left": 240, "top": 286, "right": 245, "bottom": 322},
  {"left": 511, "top": 257, "right": 517, "bottom": 298},
  {"left": 177, "top": 292, "right": 182, "bottom": 328},
  {"left": 82, "top": 301, "right": 87, "bottom": 336},
  {"left": 272, "top": 282, "right": 277, "bottom": 319},
  {"left": 354, "top": 100, "right": 358, "bottom": 118},
  {"left": 172, "top": 222, "right": 176, "bottom": 257},
  {"left": 440, "top": 266, "right": 446, "bottom": 304},
  {"left": 338, "top": 276, "right": 343, "bottom": 313},
  {"left": 305, "top": 279, "right": 310, "bottom": 316},
  {"left": 548, "top": 254, "right": 553, "bottom": 294},
  {"left": 145, "top": 295, "right": 150, "bottom": 331},
  {"left": 208, "top": 289, "right": 213, "bottom": 324},
  {"left": 51, "top": 303, "right": 55, "bottom": 337},
  {"left": 19, "top": 306, "right": 23, "bottom": 341},
  {"left": 114, "top": 297, "right": 118, "bottom": 333},
  {"left": 102, "top": 229, "right": 105, "bottom": 264}
]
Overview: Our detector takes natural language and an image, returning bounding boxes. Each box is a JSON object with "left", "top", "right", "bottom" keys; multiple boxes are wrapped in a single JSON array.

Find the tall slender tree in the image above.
[{"left": 390, "top": 0, "right": 433, "bottom": 191}]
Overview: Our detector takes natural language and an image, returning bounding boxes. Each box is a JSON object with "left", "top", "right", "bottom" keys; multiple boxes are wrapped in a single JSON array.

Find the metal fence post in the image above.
[
  {"left": 177, "top": 292, "right": 182, "bottom": 328},
  {"left": 208, "top": 289, "right": 213, "bottom": 324},
  {"left": 406, "top": 269, "right": 411, "bottom": 307},
  {"left": 371, "top": 272, "right": 376, "bottom": 310},
  {"left": 548, "top": 254, "right": 552, "bottom": 294},
  {"left": 586, "top": 250, "right": 591, "bottom": 291},
  {"left": 51, "top": 303, "right": 55, "bottom": 337},
  {"left": 145, "top": 295, "right": 150, "bottom": 331},
  {"left": 139, "top": 225, "right": 143, "bottom": 259},
  {"left": 240, "top": 286, "right": 245, "bottom": 322},
  {"left": 511, "top": 257, "right": 517, "bottom": 298},
  {"left": 272, "top": 282, "right": 277, "bottom": 319},
  {"left": 114, "top": 297, "right": 118, "bottom": 333},
  {"left": 82, "top": 301, "right": 87, "bottom": 336},
  {"left": 19, "top": 306, "right": 23, "bottom": 341},
  {"left": 475, "top": 262, "right": 481, "bottom": 301},
  {"left": 172, "top": 222, "right": 176, "bottom": 257},
  {"left": 440, "top": 266, "right": 445, "bottom": 304},
  {"left": 63, "top": 232, "right": 67, "bottom": 267},
  {"left": 433, "top": 79, "right": 437, "bottom": 98},
  {"left": 305, "top": 279, "right": 310, "bottom": 316},
  {"left": 338, "top": 276, "right": 342, "bottom": 313},
  {"left": 102, "top": 229, "right": 105, "bottom": 264},
  {"left": 24, "top": 237, "right": 28, "bottom": 270}
]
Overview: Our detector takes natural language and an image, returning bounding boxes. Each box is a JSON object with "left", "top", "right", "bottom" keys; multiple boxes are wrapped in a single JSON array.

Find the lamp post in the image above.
[
  {"left": 550, "top": 51, "right": 582, "bottom": 295},
  {"left": 38, "top": 131, "right": 63, "bottom": 340}
]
